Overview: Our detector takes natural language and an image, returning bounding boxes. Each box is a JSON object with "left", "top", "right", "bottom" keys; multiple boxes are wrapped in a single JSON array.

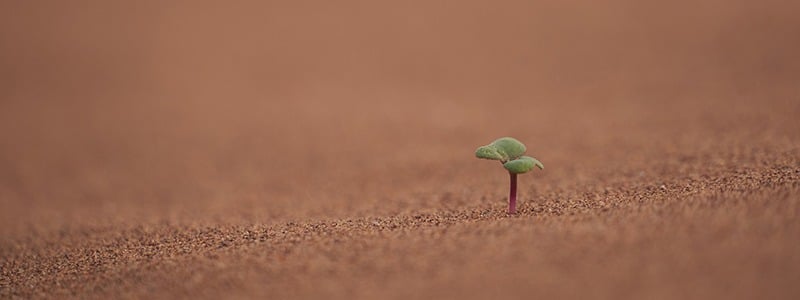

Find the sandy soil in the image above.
[{"left": 2, "top": 1, "right": 800, "bottom": 299}]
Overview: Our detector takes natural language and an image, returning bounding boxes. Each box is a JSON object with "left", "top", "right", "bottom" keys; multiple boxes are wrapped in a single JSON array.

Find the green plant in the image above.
[{"left": 475, "top": 137, "right": 544, "bottom": 214}]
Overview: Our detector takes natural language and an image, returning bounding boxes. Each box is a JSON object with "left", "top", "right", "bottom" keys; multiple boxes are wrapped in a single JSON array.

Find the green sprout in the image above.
[{"left": 475, "top": 137, "right": 543, "bottom": 214}]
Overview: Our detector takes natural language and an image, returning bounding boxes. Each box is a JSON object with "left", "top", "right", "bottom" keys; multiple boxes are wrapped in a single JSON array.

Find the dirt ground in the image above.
[{"left": 1, "top": 1, "right": 799, "bottom": 299}]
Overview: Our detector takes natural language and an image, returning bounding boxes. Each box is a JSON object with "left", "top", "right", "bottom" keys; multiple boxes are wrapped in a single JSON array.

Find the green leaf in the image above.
[
  {"left": 491, "top": 137, "right": 526, "bottom": 160},
  {"left": 503, "top": 156, "right": 544, "bottom": 174},
  {"left": 475, "top": 137, "right": 528, "bottom": 162},
  {"left": 475, "top": 145, "right": 504, "bottom": 161}
]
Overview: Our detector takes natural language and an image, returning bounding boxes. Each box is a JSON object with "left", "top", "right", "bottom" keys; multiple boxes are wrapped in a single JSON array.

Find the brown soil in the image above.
[{"left": 2, "top": 1, "right": 799, "bottom": 299}]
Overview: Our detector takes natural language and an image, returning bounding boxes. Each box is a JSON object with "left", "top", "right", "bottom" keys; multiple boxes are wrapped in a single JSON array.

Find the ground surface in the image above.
[{"left": 2, "top": 1, "right": 800, "bottom": 299}]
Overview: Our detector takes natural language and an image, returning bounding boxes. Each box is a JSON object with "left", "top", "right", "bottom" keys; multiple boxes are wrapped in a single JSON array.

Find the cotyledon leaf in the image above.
[
  {"left": 491, "top": 137, "right": 526, "bottom": 160},
  {"left": 475, "top": 137, "right": 527, "bottom": 162},
  {"left": 475, "top": 145, "right": 505, "bottom": 161},
  {"left": 503, "top": 156, "right": 544, "bottom": 174}
]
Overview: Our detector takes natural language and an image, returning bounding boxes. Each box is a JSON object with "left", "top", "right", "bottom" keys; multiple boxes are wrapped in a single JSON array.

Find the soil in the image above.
[{"left": 1, "top": 1, "right": 799, "bottom": 299}]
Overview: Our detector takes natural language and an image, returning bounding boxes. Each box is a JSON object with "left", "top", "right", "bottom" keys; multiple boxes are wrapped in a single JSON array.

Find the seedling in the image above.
[{"left": 475, "top": 137, "right": 544, "bottom": 214}]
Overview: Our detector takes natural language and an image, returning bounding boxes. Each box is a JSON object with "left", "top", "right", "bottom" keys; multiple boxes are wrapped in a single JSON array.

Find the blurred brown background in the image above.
[{"left": 1, "top": 1, "right": 799, "bottom": 298}]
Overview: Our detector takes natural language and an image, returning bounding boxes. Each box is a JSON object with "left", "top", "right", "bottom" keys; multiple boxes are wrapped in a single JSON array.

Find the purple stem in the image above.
[{"left": 509, "top": 172, "right": 517, "bottom": 214}]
